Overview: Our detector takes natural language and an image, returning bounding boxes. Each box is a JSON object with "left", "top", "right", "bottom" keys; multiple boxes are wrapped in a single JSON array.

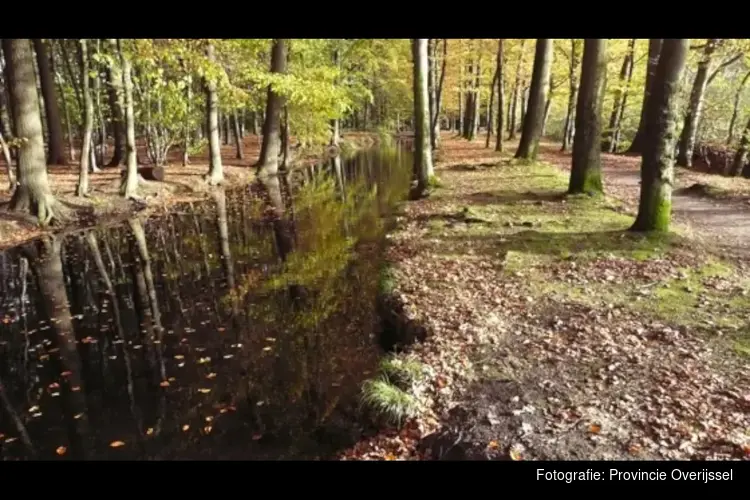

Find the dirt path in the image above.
[{"left": 538, "top": 144, "right": 750, "bottom": 259}]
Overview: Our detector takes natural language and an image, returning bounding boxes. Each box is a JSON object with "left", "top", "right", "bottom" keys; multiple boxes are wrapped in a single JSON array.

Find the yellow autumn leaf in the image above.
[
  {"left": 182, "top": 425, "right": 190, "bottom": 432},
  {"left": 198, "top": 388, "right": 211, "bottom": 394},
  {"left": 110, "top": 440, "right": 126, "bottom": 448}
]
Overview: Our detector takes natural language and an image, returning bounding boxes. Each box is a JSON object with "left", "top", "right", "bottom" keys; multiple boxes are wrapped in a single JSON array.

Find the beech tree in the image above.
[
  {"left": 204, "top": 42, "right": 223, "bottom": 185},
  {"left": 411, "top": 39, "right": 433, "bottom": 199},
  {"left": 631, "top": 39, "right": 689, "bottom": 232},
  {"left": 569, "top": 39, "right": 607, "bottom": 195},
  {"left": 515, "top": 39, "right": 553, "bottom": 161},
  {"left": 2, "top": 38, "right": 61, "bottom": 225},
  {"left": 257, "top": 39, "right": 288, "bottom": 177},
  {"left": 32, "top": 39, "right": 67, "bottom": 165},
  {"left": 628, "top": 39, "right": 663, "bottom": 154}
]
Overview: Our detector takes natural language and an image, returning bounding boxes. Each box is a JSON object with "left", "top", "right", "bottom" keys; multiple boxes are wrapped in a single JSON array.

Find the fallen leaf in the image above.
[
  {"left": 589, "top": 424, "right": 602, "bottom": 434},
  {"left": 206, "top": 372, "right": 217, "bottom": 379},
  {"left": 110, "top": 441, "right": 125, "bottom": 448},
  {"left": 71, "top": 386, "right": 81, "bottom": 392},
  {"left": 204, "top": 426, "right": 213, "bottom": 434},
  {"left": 56, "top": 446, "right": 67, "bottom": 456},
  {"left": 174, "top": 354, "right": 185, "bottom": 360},
  {"left": 160, "top": 380, "right": 170, "bottom": 387},
  {"left": 182, "top": 425, "right": 190, "bottom": 432},
  {"left": 252, "top": 433, "right": 263, "bottom": 440},
  {"left": 487, "top": 440, "right": 499, "bottom": 449},
  {"left": 198, "top": 388, "right": 211, "bottom": 394},
  {"left": 146, "top": 428, "right": 154, "bottom": 436}
]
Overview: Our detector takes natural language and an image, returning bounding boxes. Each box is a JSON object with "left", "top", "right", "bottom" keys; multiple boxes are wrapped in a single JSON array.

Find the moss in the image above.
[
  {"left": 582, "top": 168, "right": 603, "bottom": 195},
  {"left": 378, "top": 264, "right": 397, "bottom": 296},
  {"left": 428, "top": 175, "right": 443, "bottom": 188},
  {"left": 653, "top": 197, "right": 672, "bottom": 232}
]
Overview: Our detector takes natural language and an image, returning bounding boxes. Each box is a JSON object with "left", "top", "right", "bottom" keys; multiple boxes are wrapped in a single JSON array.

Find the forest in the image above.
[{"left": 0, "top": 38, "right": 749, "bottom": 461}]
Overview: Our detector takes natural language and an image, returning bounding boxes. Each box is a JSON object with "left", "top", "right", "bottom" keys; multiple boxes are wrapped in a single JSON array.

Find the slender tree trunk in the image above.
[
  {"left": 428, "top": 39, "right": 436, "bottom": 149},
  {"left": 32, "top": 39, "right": 66, "bottom": 165},
  {"left": 519, "top": 85, "right": 528, "bottom": 132},
  {"left": 204, "top": 43, "right": 223, "bottom": 185},
  {"left": 50, "top": 53, "right": 75, "bottom": 162},
  {"left": 727, "top": 70, "right": 750, "bottom": 146},
  {"left": 118, "top": 40, "right": 138, "bottom": 198},
  {"left": 569, "top": 39, "right": 607, "bottom": 195},
  {"left": 330, "top": 47, "right": 341, "bottom": 147},
  {"left": 93, "top": 40, "right": 106, "bottom": 167},
  {"left": 105, "top": 39, "right": 125, "bottom": 166},
  {"left": 257, "top": 39, "right": 287, "bottom": 177},
  {"left": 3, "top": 39, "right": 60, "bottom": 225},
  {"left": 515, "top": 39, "right": 553, "bottom": 160},
  {"left": 232, "top": 110, "right": 243, "bottom": 160},
  {"left": 58, "top": 40, "right": 82, "bottom": 112},
  {"left": 432, "top": 39, "right": 447, "bottom": 150},
  {"left": 508, "top": 39, "right": 527, "bottom": 139},
  {"left": 561, "top": 40, "right": 580, "bottom": 152},
  {"left": 462, "top": 59, "right": 474, "bottom": 139},
  {"left": 628, "top": 39, "right": 663, "bottom": 154},
  {"left": 411, "top": 39, "right": 433, "bottom": 198},
  {"left": 730, "top": 116, "right": 750, "bottom": 176},
  {"left": 486, "top": 68, "right": 498, "bottom": 148},
  {"left": 677, "top": 39, "right": 719, "bottom": 167},
  {"left": 495, "top": 40, "right": 505, "bottom": 152},
  {"left": 280, "top": 105, "right": 291, "bottom": 170},
  {"left": 471, "top": 54, "right": 481, "bottom": 140},
  {"left": 182, "top": 75, "right": 191, "bottom": 166},
  {"left": 76, "top": 40, "right": 93, "bottom": 197},
  {"left": 541, "top": 91, "right": 553, "bottom": 137},
  {"left": 213, "top": 188, "right": 235, "bottom": 290},
  {"left": 602, "top": 39, "right": 635, "bottom": 153},
  {"left": 631, "top": 39, "right": 689, "bottom": 232},
  {"left": 0, "top": 129, "right": 14, "bottom": 188}
]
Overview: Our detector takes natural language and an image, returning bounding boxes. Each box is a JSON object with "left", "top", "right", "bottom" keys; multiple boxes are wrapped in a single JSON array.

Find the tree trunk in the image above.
[
  {"left": 213, "top": 188, "right": 235, "bottom": 289},
  {"left": 232, "top": 109, "right": 243, "bottom": 160},
  {"left": 3, "top": 39, "right": 60, "bottom": 225},
  {"left": 515, "top": 39, "right": 553, "bottom": 161},
  {"left": 471, "top": 54, "right": 481, "bottom": 141},
  {"left": 631, "top": 39, "right": 689, "bottom": 232},
  {"left": 495, "top": 40, "right": 505, "bottom": 153},
  {"left": 628, "top": 39, "right": 663, "bottom": 154},
  {"left": 411, "top": 39, "right": 433, "bottom": 199},
  {"left": 32, "top": 39, "right": 66, "bottom": 165},
  {"left": 677, "top": 39, "right": 719, "bottom": 167},
  {"left": 508, "top": 40, "right": 527, "bottom": 140},
  {"left": 729, "top": 116, "right": 750, "bottom": 176},
  {"left": 428, "top": 39, "right": 436, "bottom": 149},
  {"left": 541, "top": 92, "right": 553, "bottom": 137},
  {"left": 0, "top": 129, "right": 14, "bottom": 188},
  {"left": 432, "top": 39, "right": 447, "bottom": 150},
  {"left": 105, "top": 39, "right": 125, "bottom": 166},
  {"left": 118, "top": 40, "right": 138, "bottom": 198},
  {"left": 76, "top": 40, "right": 94, "bottom": 197},
  {"left": 257, "top": 39, "right": 287, "bottom": 177},
  {"left": 204, "top": 43, "right": 223, "bottom": 185},
  {"left": 726, "top": 70, "right": 750, "bottom": 146},
  {"left": 330, "top": 47, "right": 341, "bottom": 147},
  {"left": 280, "top": 105, "right": 291, "bottom": 170},
  {"left": 569, "top": 39, "right": 607, "bottom": 195},
  {"left": 182, "top": 75, "right": 191, "bottom": 166},
  {"left": 602, "top": 38, "right": 635, "bottom": 153},
  {"left": 561, "top": 40, "right": 580, "bottom": 152},
  {"left": 93, "top": 40, "right": 106, "bottom": 167},
  {"left": 519, "top": 85, "right": 528, "bottom": 132},
  {"left": 486, "top": 68, "right": 498, "bottom": 148}
]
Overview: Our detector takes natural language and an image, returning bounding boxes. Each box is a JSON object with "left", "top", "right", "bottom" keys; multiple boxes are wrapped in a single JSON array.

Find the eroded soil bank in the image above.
[{"left": 341, "top": 135, "right": 750, "bottom": 461}]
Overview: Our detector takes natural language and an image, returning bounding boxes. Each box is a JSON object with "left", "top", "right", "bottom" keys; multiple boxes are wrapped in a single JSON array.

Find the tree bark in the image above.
[
  {"left": 105, "top": 39, "right": 125, "bottom": 166},
  {"left": 118, "top": 40, "right": 138, "bottom": 198},
  {"left": 471, "top": 53, "right": 481, "bottom": 141},
  {"left": 411, "top": 39, "right": 434, "bottom": 199},
  {"left": 631, "top": 39, "right": 689, "bottom": 232},
  {"left": 726, "top": 70, "right": 750, "bottom": 146},
  {"left": 428, "top": 39, "right": 436, "bottom": 149},
  {"left": 204, "top": 43, "right": 223, "bottom": 185},
  {"left": 257, "top": 39, "right": 287, "bottom": 177},
  {"left": 486, "top": 68, "right": 498, "bottom": 148},
  {"left": 3, "top": 39, "right": 60, "bottom": 225},
  {"left": 432, "top": 39, "right": 447, "bottom": 150},
  {"left": 330, "top": 47, "right": 341, "bottom": 147},
  {"left": 729, "top": 116, "right": 750, "bottom": 176},
  {"left": 561, "top": 40, "right": 580, "bottom": 152},
  {"left": 76, "top": 40, "right": 94, "bottom": 197},
  {"left": 0, "top": 129, "right": 14, "bottom": 188},
  {"left": 508, "top": 40, "right": 527, "bottom": 140},
  {"left": 602, "top": 38, "right": 635, "bottom": 153},
  {"left": 495, "top": 40, "right": 505, "bottom": 153},
  {"left": 183, "top": 74, "right": 192, "bottom": 166},
  {"left": 232, "top": 109, "right": 243, "bottom": 160},
  {"left": 515, "top": 39, "right": 553, "bottom": 161},
  {"left": 569, "top": 39, "right": 607, "bottom": 195},
  {"left": 32, "top": 39, "right": 66, "bottom": 165},
  {"left": 628, "top": 39, "right": 663, "bottom": 154},
  {"left": 677, "top": 39, "right": 719, "bottom": 167}
]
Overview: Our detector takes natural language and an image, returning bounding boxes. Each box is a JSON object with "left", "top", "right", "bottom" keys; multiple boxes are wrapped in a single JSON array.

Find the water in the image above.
[{"left": 0, "top": 146, "right": 412, "bottom": 460}]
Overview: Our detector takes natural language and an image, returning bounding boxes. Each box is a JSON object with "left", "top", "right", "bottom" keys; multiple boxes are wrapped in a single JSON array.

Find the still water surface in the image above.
[{"left": 0, "top": 146, "right": 412, "bottom": 460}]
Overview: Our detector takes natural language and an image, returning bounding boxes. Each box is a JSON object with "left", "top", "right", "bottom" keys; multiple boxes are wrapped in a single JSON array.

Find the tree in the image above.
[
  {"left": 602, "top": 39, "right": 635, "bottom": 153},
  {"left": 631, "top": 39, "right": 689, "bottom": 233},
  {"left": 118, "top": 40, "right": 138, "bottom": 199},
  {"left": 628, "top": 39, "right": 663, "bottom": 154},
  {"left": 2, "top": 38, "right": 61, "bottom": 225},
  {"left": 726, "top": 69, "right": 750, "bottom": 145},
  {"left": 204, "top": 42, "right": 223, "bottom": 185},
  {"left": 32, "top": 39, "right": 67, "bottom": 165},
  {"left": 411, "top": 39, "right": 433, "bottom": 199},
  {"left": 729, "top": 116, "right": 750, "bottom": 176},
  {"left": 257, "top": 39, "right": 288, "bottom": 177},
  {"left": 515, "top": 39, "right": 553, "bottom": 161},
  {"left": 560, "top": 40, "right": 581, "bottom": 152},
  {"left": 494, "top": 40, "right": 505, "bottom": 153},
  {"left": 76, "top": 39, "right": 94, "bottom": 197},
  {"left": 105, "top": 38, "right": 125, "bottom": 167},
  {"left": 676, "top": 39, "right": 719, "bottom": 167},
  {"left": 569, "top": 40, "right": 607, "bottom": 195}
]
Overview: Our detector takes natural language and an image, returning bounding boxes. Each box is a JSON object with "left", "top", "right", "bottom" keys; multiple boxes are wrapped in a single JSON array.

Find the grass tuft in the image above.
[{"left": 360, "top": 377, "right": 419, "bottom": 426}]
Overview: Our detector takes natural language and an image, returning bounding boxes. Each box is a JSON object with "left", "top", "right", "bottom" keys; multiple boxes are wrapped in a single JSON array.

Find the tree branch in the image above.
[{"left": 707, "top": 53, "right": 744, "bottom": 86}]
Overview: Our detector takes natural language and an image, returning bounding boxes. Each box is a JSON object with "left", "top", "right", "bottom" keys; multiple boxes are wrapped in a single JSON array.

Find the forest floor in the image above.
[
  {"left": 0, "top": 132, "right": 376, "bottom": 250},
  {"left": 341, "top": 134, "right": 750, "bottom": 461}
]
